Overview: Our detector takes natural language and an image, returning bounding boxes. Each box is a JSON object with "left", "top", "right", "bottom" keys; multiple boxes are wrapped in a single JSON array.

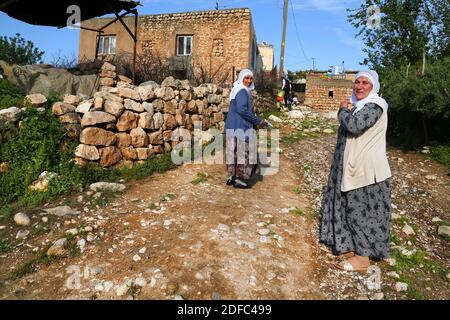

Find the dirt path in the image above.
[
  {"left": 1, "top": 110, "right": 448, "bottom": 300},
  {"left": 0, "top": 152, "right": 326, "bottom": 299}
]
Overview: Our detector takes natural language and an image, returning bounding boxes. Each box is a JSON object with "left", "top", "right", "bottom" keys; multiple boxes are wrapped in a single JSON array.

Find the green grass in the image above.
[
  {"left": 292, "top": 187, "right": 301, "bottom": 194},
  {"left": 191, "top": 172, "right": 208, "bottom": 185},
  {"left": 290, "top": 207, "right": 304, "bottom": 216},
  {"left": 0, "top": 238, "right": 13, "bottom": 254},
  {"left": 92, "top": 190, "right": 120, "bottom": 207},
  {"left": 147, "top": 202, "right": 157, "bottom": 210},
  {"left": 430, "top": 145, "right": 450, "bottom": 169}
]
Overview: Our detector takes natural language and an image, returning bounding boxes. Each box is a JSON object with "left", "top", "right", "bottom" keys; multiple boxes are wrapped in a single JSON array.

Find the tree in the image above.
[
  {"left": 0, "top": 33, "right": 44, "bottom": 65},
  {"left": 347, "top": 0, "right": 450, "bottom": 70}
]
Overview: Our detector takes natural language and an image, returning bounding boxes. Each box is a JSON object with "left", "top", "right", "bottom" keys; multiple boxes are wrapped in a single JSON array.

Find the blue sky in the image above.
[{"left": 0, "top": 0, "right": 366, "bottom": 71}]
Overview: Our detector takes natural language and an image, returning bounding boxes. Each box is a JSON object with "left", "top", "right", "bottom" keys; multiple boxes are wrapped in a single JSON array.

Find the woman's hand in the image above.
[
  {"left": 340, "top": 100, "right": 352, "bottom": 109},
  {"left": 257, "top": 120, "right": 267, "bottom": 129}
]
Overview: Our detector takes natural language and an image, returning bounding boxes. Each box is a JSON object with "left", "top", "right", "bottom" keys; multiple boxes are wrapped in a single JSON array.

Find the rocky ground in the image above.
[{"left": 0, "top": 108, "right": 449, "bottom": 300}]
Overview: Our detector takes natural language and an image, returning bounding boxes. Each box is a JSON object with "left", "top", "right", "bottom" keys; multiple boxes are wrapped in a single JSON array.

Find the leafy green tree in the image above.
[
  {"left": 347, "top": 0, "right": 449, "bottom": 70},
  {"left": 0, "top": 33, "right": 44, "bottom": 65},
  {"left": 382, "top": 58, "right": 450, "bottom": 145}
]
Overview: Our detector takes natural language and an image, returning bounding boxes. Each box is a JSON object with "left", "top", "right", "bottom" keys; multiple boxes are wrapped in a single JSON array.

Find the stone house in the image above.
[
  {"left": 258, "top": 41, "right": 274, "bottom": 71},
  {"left": 304, "top": 71, "right": 358, "bottom": 110},
  {"left": 78, "top": 8, "right": 264, "bottom": 84}
]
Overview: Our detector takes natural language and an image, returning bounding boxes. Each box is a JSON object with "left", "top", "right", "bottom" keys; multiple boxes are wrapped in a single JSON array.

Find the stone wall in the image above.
[
  {"left": 304, "top": 74, "right": 353, "bottom": 110},
  {"left": 79, "top": 8, "right": 260, "bottom": 84},
  {"left": 52, "top": 60, "right": 231, "bottom": 168}
]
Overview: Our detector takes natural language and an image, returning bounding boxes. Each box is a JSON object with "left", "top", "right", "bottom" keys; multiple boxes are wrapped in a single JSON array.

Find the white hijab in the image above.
[
  {"left": 229, "top": 69, "right": 255, "bottom": 101},
  {"left": 350, "top": 70, "right": 387, "bottom": 115}
]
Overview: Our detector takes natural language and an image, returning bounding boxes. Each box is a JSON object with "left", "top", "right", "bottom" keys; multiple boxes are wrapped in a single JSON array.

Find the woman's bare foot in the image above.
[
  {"left": 341, "top": 251, "right": 355, "bottom": 258},
  {"left": 335, "top": 255, "right": 370, "bottom": 272}
]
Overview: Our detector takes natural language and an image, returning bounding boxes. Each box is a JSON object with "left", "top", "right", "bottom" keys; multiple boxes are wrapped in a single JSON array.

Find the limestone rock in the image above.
[
  {"left": 0, "top": 107, "right": 22, "bottom": 128},
  {"left": 163, "top": 100, "right": 177, "bottom": 115},
  {"left": 104, "top": 100, "right": 124, "bottom": 117},
  {"left": 89, "top": 182, "right": 126, "bottom": 192},
  {"left": 118, "top": 88, "right": 141, "bottom": 101},
  {"left": 63, "top": 95, "right": 81, "bottom": 106},
  {"left": 438, "top": 225, "right": 450, "bottom": 237},
  {"left": 163, "top": 114, "right": 177, "bottom": 130},
  {"left": 47, "top": 238, "right": 68, "bottom": 257},
  {"left": 287, "top": 110, "right": 304, "bottom": 119},
  {"left": 80, "top": 127, "right": 117, "bottom": 146},
  {"left": 138, "top": 112, "right": 154, "bottom": 129},
  {"left": 52, "top": 102, "right": 76, "bottom": 116},
  {"left": 148, "top": 131, "right": 163, "bottom": 145},
  {"left": 59, "top": 112, "right": 81, "bottom": 124},
  {"left": 14, "top": 212, "right": 31, "bottom": 227},
  {"left": 137, "top": 147, "right": 154, "bottom": 160},
  {"left": 124, "top": 99, "right": 144, "bottom": 112},
  {"left": 99, "top": 146, "right": 122, "bottom": 167},
  {"left": 153, "top": 112, "right": 164, "bottom": 130},
  {"left": 42, "top": 206, "right": 77, "bottom": 217},
  {"left": 207, "top": 94, "right": 222, "bottom": 104},
  {"left": 75, "top": 144, "right": 100, "bottom": 160},
  {"left": 136, "top": 85, "right": 156, "bottom": 101},
  {"left": 81, "top": 111, "right": 116, "bottom": 127},
  {"left": 116, "top": 111, "right": 138, "bottom": 131},
  {"left": 24, "top": 93, "right": 47, "bottom": 107},
  {"left": 130, "top": 127, "right": 148, "bottom": 147},
  {"left": 155, "top": 87, "right": 175, "bottom": 101},
  {"left": 76, "top": 100, "right": 93, "bottom": 114},
  {"left": 117, "top": 133, "right": 132, "bottom": 148},
  {"left": 120, "top": 146, "right": 138, "bottom": 161}
]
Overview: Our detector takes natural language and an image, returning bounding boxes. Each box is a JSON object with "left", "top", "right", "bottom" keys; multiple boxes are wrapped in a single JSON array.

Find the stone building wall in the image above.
[
  {"left": 79, "top": 8, "right": 261, "bottom": 84},
  {"left": 304, "top": 74, "right": 354, "bottom": 110}
]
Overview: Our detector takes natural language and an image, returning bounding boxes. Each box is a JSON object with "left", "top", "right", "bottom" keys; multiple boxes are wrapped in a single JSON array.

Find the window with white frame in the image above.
[
  {"left": 97, "top": 35, "right": 116, "bottom": 55},
  {"left": 176, "top": 35, "right": 193, "bottom": 56}
]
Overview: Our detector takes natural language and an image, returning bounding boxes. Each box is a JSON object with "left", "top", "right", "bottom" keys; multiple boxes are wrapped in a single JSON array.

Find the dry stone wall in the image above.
[{"left": 52, "top": 60, "right": 231, "bottom": 168}]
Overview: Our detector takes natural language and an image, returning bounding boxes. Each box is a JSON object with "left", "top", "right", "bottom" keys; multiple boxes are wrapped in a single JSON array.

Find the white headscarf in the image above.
[
  {"left": 350, "top": 70, "right": 387, "bottom": 115},
  {"left": 229, "top": 69, "right": 255, "bottom": 101}
]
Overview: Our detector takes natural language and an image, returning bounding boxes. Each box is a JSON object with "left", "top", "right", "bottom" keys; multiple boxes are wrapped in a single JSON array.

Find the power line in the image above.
[{"left": 289, "top": 0, "right": 310, "bottom": 62}]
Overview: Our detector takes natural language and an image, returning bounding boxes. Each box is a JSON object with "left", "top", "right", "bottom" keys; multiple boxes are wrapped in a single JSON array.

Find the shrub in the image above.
[{"left": 0, "top": 79, "right": 24, "bottom": 110}]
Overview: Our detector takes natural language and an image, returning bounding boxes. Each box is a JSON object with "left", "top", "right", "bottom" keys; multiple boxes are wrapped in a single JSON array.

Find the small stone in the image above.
[
  {"left": 47, "top": 238, "right": 68, "bottom": 257},
  {"left": 94, "top": 283, "right": 104, "bottom": 292},
  {"left": 402, "top": 224, "right": 415, "bottom": 236},
  {"left": 133, "top": 254, "right": 141, "bottom": 262},
  {"left": 135, "top": 277, "right": 147, "bottom": 287},
  {"left": 258, "top": 228, "right": 270, "bottom": 236},
  {"left": 372, "top": 292, "right": 384, "bottom": 300},
  {"left": 115, "top": 284, "right": 128, "bottom": 297},
  {"left": 425, "top": 175, "right": 437, "bottom": 181},
  {"left": 103, "top": 281, "right": 114, "bottom": 292},
  {"left": 16, "top": 230, "right": 30, "bottom": 240},
  {"left": 166, "top": 281, "right": 179, "bottom": 295},
  {"left": 77, "top": 239, "right": 86, "bottom": 252},
  {"left": 14, "top": 212, "right": 31, "bottom": 226},
  {"left": 66, "top": 228, "right": 78, "bottom": 236},
  {"left": 387, "top": 271, "right": 400, "bottom": 279},
  {"left": 395, "top": 282, "right": 408, "bottom": 292},
  {"left": 194, "top": 272, "right": 204, "bottom": 280},
  {"left": 218, "top": 224, "right": 230, "bottom": 232},
  {"left": 323, "top": 128, "right": 334, "bottom": 134},
  {"left": 385, "top": 258, "right": 397, "bottom": 266},
  {"left": 438, "top": 225, "right": 450, "bottom": 237},
  {"left": 139, "top": 247, "right": 146, "bottom": 254},
  {"left": 173, "top": 295, "right": 185, "bottom": 300},
  {"left": 212, "top": 292, "right": 222, "bottom": 300},
  {"left": 89, "top": 182, "right": 125, "bottom": 192},
  {"left": 432, "top": 217, "right": 442, "bottom": 223},
  {"left": 41, "top": 217, "right": 49, "bottom": 223}
]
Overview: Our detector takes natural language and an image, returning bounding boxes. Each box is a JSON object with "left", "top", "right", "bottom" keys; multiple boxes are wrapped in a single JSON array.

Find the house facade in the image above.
[{"left": 78, "top": 8, "right": 263, "bottom": 84}]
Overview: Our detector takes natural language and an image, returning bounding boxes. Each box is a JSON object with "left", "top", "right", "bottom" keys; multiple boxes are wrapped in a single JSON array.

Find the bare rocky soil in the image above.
[{"left": 0, "top": 110, "right": 448, "bottom": 300}]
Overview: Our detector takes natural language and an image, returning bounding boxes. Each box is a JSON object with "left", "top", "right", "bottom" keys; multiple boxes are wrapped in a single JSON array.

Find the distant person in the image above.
[
  {"left": 225, "top": 69, "right": 267, "bottom": 189},
  {"left": 320, "top": 70, "right": 392, "bottom": 272},
  {"left": 282, "top": 75, "right": 292, "bottom": 111}
]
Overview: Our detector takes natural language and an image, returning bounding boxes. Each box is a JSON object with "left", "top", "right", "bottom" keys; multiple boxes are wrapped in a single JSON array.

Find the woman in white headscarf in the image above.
[
  {"left": 225, "top": 69, "right": 266, "bottom": 188},
  {"left": 320, "top": 70, "right": 392, "bottom": 272}
]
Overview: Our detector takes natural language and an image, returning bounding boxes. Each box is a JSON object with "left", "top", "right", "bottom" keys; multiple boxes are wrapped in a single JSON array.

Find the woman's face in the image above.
[
  {"left": 354, "top": 76, "right": 373, "bottom": 100},
  {"left": 242, "top": 75, "right": 253, "bottom": 88}
]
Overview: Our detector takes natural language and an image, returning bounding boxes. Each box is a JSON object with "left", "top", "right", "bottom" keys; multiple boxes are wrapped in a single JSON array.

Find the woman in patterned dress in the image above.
[{"left": 320, "top": 70, "right": 392, "bottom": 272}]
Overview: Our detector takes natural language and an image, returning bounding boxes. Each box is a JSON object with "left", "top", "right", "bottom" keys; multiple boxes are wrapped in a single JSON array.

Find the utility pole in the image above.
[
  {"left": 312, "top": 58, "right": 316, "bottom": 71},
  {"left": 279, "top": 0, "right": 288, "bottom": 78}
]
